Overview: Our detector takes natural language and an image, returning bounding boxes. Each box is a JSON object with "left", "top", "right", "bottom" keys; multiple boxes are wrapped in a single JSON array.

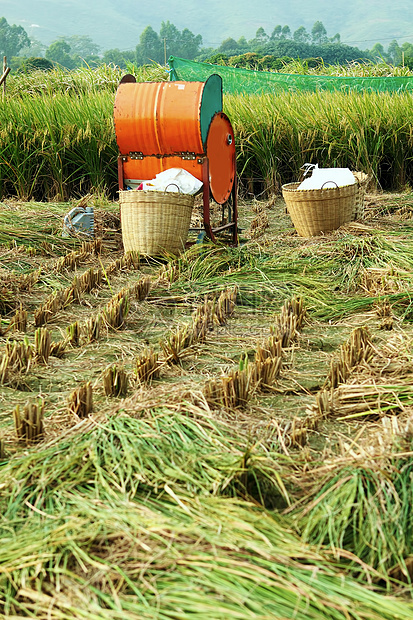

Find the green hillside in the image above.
[{"left": 1, "top": 0, "right": 412, "bottom": 53}]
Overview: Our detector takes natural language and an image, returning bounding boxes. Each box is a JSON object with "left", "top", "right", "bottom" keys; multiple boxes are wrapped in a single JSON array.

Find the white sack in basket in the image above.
[
  {"left": 140, "top": 168, "right": 203, "bottom": 195},
  {"left": 298, "top": 165, "right": 356, "bottom": 190}
]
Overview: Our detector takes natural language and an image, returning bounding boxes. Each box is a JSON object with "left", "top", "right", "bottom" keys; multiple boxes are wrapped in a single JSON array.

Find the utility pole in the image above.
[
  {"left": 1, "top": 57, "right": 10, "bottom": 99},
  {"left": 3, "top": 57, "right": 6, "bottom": 98},
  {"left": 164, "top": 38, "right": 167, "bottom": 66}
]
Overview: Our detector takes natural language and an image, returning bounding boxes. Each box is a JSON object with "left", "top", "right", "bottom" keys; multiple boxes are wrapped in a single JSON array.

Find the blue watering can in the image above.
[{"left": 62, "top": 206, "right": 94, "bottom": 238}]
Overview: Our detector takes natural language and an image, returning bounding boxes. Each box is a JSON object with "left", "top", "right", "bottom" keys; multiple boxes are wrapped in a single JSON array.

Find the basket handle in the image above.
[
  {"left": 164, "top": 183, "right": 181, "bottom": 193},
  {"left": 321, "top": 181, "right": 339, "bottom": 189},
  {"left": 299, "top": 163, "right": 316, "bottom": 181}
]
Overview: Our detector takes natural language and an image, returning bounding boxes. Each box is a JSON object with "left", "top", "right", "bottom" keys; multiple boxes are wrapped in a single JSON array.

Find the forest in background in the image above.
[{"left": 1, "top": 16, "right": 413, "bottom": 74}]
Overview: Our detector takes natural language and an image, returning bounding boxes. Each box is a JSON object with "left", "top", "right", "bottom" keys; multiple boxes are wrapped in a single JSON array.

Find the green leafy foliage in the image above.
[
  {"left": 18, "top": 56, "right": 54, "bottom": 73},
  {"left": 0, "top": 16, "right": 30, "bottom": 58},
  {"left": 136, "top": 20, "right": 202, "bottom": 66}
]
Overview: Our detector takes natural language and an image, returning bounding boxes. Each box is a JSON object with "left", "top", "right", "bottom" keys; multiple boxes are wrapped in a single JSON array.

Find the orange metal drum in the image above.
[
  {"left": 114, "top": 78, "right": 222, "bottom": 157},
  {"left": 114, "top": 76, "right": 235, "bottom": 205},
  {"left": 120, "top": 112, "right": 236, "bottom": 203},
  {"left": 206, "top": 112, "right": 236, "bottom": 204}
]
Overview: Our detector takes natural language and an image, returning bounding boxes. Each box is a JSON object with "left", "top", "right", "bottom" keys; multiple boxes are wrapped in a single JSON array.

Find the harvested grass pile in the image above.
[
  {"left": 293, "top": 446, "right": 413, "bottom": 587},
  {"left": 1, "top": 411, "right": 413, "bottom": 618},
  {"left": 3, "top": 184, "right": 413, "bottom": 618},
  {"left": 310, "top": 330, "right": 413, "bottom": 421},
  {"left": 334, "top": 382, "right": 413, "bottom": 419}
]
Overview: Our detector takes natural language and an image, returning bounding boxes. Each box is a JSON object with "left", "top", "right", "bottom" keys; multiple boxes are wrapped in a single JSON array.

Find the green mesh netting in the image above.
[{"left": 168, "top": 56, "right": 413, "bottom": 94}]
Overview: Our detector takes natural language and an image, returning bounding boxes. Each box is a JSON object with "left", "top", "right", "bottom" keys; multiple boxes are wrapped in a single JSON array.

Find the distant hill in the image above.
[{"left": 2, "top": 0, "right": 413, "bottom": 54}]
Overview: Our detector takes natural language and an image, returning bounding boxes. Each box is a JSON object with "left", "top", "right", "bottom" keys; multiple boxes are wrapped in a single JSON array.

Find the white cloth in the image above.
[
  {"left": 298, "top": 165, "right": 356, "bottom": 190},
  {"left": 140, "top": 168, "right": 203, "bottom": 195}
]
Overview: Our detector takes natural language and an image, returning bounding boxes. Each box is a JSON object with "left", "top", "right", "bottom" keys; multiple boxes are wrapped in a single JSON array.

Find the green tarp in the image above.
[{"left": 168, "top": 56, "right": 413, "bottom": 95}]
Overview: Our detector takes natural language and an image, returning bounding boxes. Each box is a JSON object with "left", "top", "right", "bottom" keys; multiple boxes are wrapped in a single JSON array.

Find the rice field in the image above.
[
  {"left": 2, "top": 63, "right": 413, "bottom": 201},
  {"left": 1, "top": 186, "right": 413, "bottom": 617},
  {"left": 2, "top": 61, "right": 413, "bottom": 617}
]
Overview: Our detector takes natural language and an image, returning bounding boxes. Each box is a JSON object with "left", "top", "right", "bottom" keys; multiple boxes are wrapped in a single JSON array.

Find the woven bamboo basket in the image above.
[
  {"left": 119, "top": 190, "right": 194, "bottom": 255},
  {"left": 281, "top": 181, "right": 358, "bottom": 237},
  {"left": 351, "top": 172, "right": 370, "bottom": 220}
]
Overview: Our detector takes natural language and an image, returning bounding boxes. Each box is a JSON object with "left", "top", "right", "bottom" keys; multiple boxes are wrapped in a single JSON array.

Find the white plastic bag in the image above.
[
  {"left": 139, "top": 168, "right": 203, "bottom": 195},
  {"left": 298, "top": 165, "right": 356, "bottom": 190}
]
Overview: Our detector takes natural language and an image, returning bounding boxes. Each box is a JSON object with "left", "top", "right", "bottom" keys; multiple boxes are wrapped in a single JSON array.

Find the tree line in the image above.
[{"left": 1, "top": 15, "right": 412, "bottom": 73}]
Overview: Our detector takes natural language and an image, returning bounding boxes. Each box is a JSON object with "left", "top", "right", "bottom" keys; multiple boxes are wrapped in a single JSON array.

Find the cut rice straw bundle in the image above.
[
  {"left": 271, "top": 295, "right": 306, "bottom": 347},
  {"left": 103, "top": 364, "right": 129, "bottom": 397},
  {"left": 34, "top": 285, "right": 76, "bottom": 326},
  {"left": 204, "top": 359, "right": 250, "bottom": 410},
  {"left": 334, "top": 382, "right": 413, "bottom": 419},
  {"left": 16, "top": 268, "right": 42, "bottom": 292},
  {"left": 73, "top": 266, "right": 102, "bottom": 295},
  {"left": 283, "top": 416, "right": 316, "bottom": 448},
  {"left": 7, "top": 304, "right": 27, "bottom": 333},
  {"left": 82, "top": 312, "right": 102, "bottom": 343},
  {"left": 49, "top": 339, "right": 67, "bottom": 358},
  {"left": 135, "top": 347, "right": 160, "bottom": 384},
  {"left": 160, "top": 323, "right": 193, "bottom": 364},
  {"left": 34, "top": 326, "right": 51, "bottom": 364},
  {"left": 249, "top": 341, "right": 283, "bottom": 391},
  {"left": 215, "top": 286, "right": 238, "bottom": 325},
  {"left": 53, "top": 238, "right": 102, "bottom": 273},
  {"left": 13, "top": 399, "right": 44, "bottom": 443},
  {"left": 249, "top": 296, "right": 305, "bottom": 392},
  {"left": 66, "top": 320, "right": 80, "bottom": 346},
  {"left": 67, "top": 381, "right": 93, "bottom": 418},
  {"left": 130, "top": 275, "right": 152, "bottom": 301},
  {"left": 327, "top": 326, "right": 373, "bottom": 389},
  {"left": 104, "top": 251, "right": 140, "bottom": 277},
  {"left": 102, "top": 293, "right": 130, "bottom": 329},
  {"left": 190, "top": 306, "right": 211, "bottom": 343},
  {"left": 0, "top": 337, "right": 33, "bottom": 384}
]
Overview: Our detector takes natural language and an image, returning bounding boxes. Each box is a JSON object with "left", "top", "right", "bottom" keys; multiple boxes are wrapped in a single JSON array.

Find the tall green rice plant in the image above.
[
  {"left": 0, "top": 91, "right": 118, "bottom": 199},
  {"left": 226, "top": 89, "right": 413, "bottom": 192}
]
